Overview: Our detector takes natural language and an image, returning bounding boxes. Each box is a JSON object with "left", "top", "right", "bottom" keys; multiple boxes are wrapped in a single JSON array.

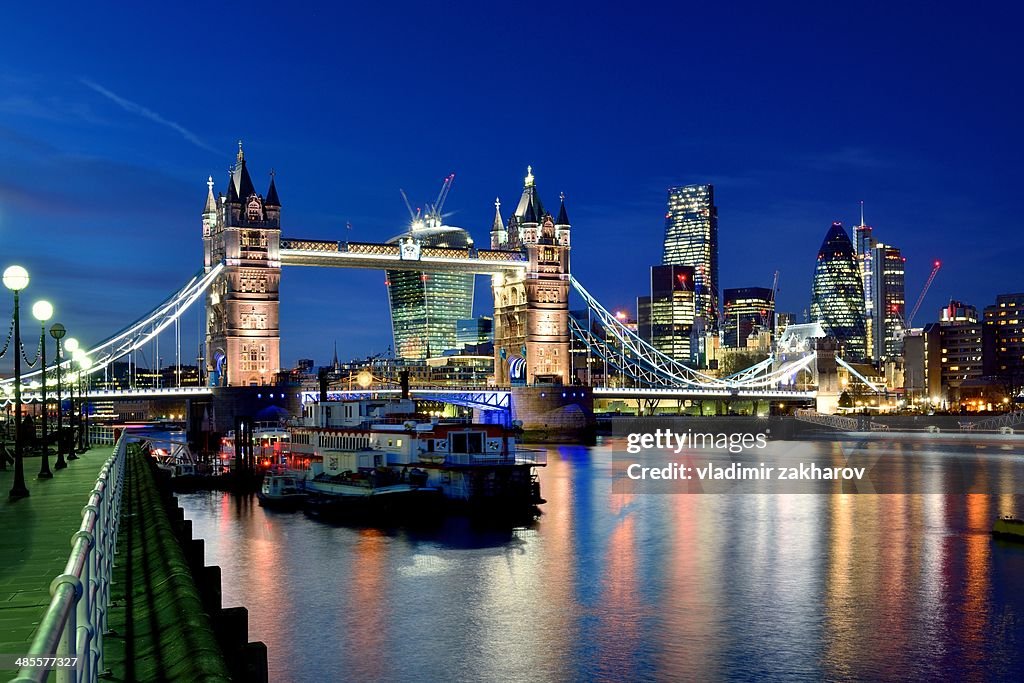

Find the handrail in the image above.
[{"left": 10, "top": 436, "right": 128, "bottom": 683}]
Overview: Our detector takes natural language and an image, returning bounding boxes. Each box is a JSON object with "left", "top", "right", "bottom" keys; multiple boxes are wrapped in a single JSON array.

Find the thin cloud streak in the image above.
[{"left": 80, "top": 78, "right": 217, "bottom": 153}]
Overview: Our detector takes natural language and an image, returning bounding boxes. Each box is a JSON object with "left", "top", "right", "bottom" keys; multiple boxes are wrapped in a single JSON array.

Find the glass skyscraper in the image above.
[
  {"left": 723, "top": 287, "right": 774, "bottom": 348},
  {"left": 810, "top": 222, "right": 868, "bottom": 362},
  {"left": 386, "top": 225, "right": 474, "bottom": 359},
  {"left": 871, "top": 243, "right": 905, "bottom": 362},
  {"left": 663, "top": 184, "right": 719, "bottom": 332},
  {"left": 854, "top": 213, "right": 875, "bottom": 357},
  {"left": 637, "top": 265, "right": 697, "bottom": 362}
]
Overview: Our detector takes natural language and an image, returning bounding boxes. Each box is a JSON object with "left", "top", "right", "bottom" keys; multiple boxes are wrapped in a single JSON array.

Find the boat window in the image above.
[{"left": 450, "top": 432, "right": 484, "bottom": 454}]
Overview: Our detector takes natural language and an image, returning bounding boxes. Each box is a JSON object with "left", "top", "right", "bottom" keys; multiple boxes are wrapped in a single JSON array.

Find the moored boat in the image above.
[
  {"left": 257, "top": 473, "right": 308, "bottom": 510},
  {"left": 992, "top": 515, "right": 1024, "bottom": 541},
  {"left": 289, "top": 398, "right": 546, "bottom": 514}
]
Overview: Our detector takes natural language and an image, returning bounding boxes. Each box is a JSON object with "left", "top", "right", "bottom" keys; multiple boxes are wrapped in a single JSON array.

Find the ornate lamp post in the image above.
[
  {"left": 80, "top": 356, "right": 92, "bottom": 451},
  {"left": 65, "top": 338, "right": 79, "bottom": 461},
  {"left": 32, "top": 300, "right": 53, "bottom": 479},
  {"left": 50, "top": 323, "right": 67, "bottom": 469},
  {"left": 4, "top": 265, "right": 31, "bottom": 499},
  {"left": 72, "top": 350, "right": 92, "bottom": 452}
]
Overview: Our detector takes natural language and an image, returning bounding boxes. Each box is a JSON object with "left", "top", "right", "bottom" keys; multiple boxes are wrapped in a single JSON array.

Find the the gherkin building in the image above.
[{"left": 810, "top": 222, "right": 868, "bottom": 362}]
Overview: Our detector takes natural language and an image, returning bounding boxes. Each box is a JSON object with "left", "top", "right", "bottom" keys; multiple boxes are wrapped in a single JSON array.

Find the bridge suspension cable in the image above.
[
  {"left": 569, "top": 275, "right": 731, "bottom": 387},
  {"left": 569, "top": 274, "right": 819, "bottom": 390},
  {"left": 1, "top": 263, "right": 224, "bottom": 385}
]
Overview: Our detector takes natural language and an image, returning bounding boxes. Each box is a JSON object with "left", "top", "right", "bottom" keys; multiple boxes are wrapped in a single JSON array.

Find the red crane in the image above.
[{"left": 907, "top": 260, "right": 941, "bottom": 329}]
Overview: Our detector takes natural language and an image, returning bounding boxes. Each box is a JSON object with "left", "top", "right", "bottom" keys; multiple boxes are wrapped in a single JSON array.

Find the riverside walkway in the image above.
[
  {"left": 1, "top": 442, "right": 263, "bottom": 682},
  {"left": 0, "top": 448, "right": 107, "bottom": 676}
]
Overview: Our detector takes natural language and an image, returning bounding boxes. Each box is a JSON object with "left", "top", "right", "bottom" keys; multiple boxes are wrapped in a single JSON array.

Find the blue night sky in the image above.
[{"left": 1, "top": 2, "right": 1022, "bottom": 370}]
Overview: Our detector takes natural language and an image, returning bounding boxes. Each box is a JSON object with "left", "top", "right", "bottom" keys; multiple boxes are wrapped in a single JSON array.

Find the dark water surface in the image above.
[{"left": 178, "top": 440, "right": 1024, "bottom": 682}]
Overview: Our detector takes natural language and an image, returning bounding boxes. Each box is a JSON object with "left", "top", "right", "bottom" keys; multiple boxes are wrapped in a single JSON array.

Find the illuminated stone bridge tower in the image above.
[
  {"left": 203, "top": 142, "right": 282, "bottom": 386},
  {"left": 491, "top": 167, "right": 572, "bottom": 385}
]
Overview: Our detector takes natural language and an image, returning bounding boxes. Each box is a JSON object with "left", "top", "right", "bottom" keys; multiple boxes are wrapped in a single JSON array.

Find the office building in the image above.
[
  {"left": 810, "top": 222, "right": 868, "bottom": 362},
  {"left": 663, "top": 184, "right": 718, "bottom": 332},
  {"left": 456, "top": 317, "right": 493, "bottom": 350},
  {"left": 983, "top": 293, "right": 1024, "bottom": 392},
  {"left": 871, "top": 243, "right": 906, "bottom": 362},
  {"left": 923, "top": 301, "right": 983, "bottom": 405},
  {"left": 638, "top": 265, "right": 697, "bottom": 363},
  {"left": 386, "top": 224, "right": 475, "bottom": 360},
  {"left": 723, "top": 287, "right": 774, "bottom": 348},
  {"left": 853, "top": 206, "right": 875, "bottom": 357}
]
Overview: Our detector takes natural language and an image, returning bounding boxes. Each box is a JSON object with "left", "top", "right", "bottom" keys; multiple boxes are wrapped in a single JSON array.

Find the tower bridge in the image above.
[{"left": 3, "top": 144, "right": 834, "bottom": 430}]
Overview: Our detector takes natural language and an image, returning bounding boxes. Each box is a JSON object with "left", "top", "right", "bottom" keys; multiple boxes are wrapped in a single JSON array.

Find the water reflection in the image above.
[{"left": 178, "top": 440, "right": 1024, "bottom": 682}]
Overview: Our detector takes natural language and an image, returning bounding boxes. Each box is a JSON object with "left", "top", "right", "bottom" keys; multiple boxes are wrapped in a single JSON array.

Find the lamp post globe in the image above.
[
  {"left": 32, "top": 301, "right": 54, "bottom": 479},
  {"left": 31, "top": 300, "right": 52, "bottom": 324},
  {"left": 2, "top": 265, "right": 29, "bottom": 292},
  {"left": 49, "top": 323, "right": 67, "bottom": 469},
  {"left": 4, "top": 265, "right": 30, "bottom": 499},
  {"left": 64, "top": 337, "right": 79, "bottom": 354}
]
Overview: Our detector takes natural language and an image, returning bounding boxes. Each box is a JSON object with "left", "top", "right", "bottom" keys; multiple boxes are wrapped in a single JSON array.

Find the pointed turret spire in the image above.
[
  {"left": 523, "top": 195, "right": 538, "bottom": 224},
  {"left": 332, "top": 340, "right": 339, "bottom": 371},
  {"left": 237, "top": 139, "right": 245, "bottom": 163},
  {"left": 204, "top": 176, "right": 217, "bottom": 213},
  {"left": 225, "top": 168, "right": 239, "bottom": 203},
  {"left": 555, "top": 191, "right": 570, "bottom": 226},
  {"left": 265, "top": 169, "right": 280, "bottom": 207},
  {"left": 491, "top": 197, "right": 503, "bottom": 231},
  {"left": 524, "top": 165, "right": 534, "bottom": 187}
]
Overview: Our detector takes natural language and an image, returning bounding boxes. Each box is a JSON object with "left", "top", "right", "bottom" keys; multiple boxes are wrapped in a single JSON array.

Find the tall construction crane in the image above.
[
  {"left": 400, "top": 173, "right": 456, "bottom": 229},
  {"left": 425, "top": 173, "right": 456, "bottom": 227},
  {"left": 906, "top": 260, "right": 941, "bottom": 329},
  {"left": 766, "top": 270, "right": 780, "bottom": 344}
]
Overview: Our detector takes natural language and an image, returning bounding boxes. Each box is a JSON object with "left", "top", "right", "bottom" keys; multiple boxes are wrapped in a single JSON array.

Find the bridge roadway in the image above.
[
  {"left": 279, "top": 239, "right": 528, "bottom": 275},
  {"left": 592, "top": 387, "right": 817, "bottom": 400},
  {"left": 25, "top": 385, "right": 817, "bottom": 408}
]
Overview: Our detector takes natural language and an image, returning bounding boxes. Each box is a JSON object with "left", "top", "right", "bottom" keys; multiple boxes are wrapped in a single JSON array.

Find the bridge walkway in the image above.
[{"left": 0, "top": 447, "right": 107, "bottom": 675}]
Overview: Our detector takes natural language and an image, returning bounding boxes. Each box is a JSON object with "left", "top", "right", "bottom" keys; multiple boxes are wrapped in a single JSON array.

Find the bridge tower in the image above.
[
  {"left": 203, "top": 142, "right": 282, "bottom": 386},
  {"left": 492, "top": 168, "right": 572, "bottom": 385}
]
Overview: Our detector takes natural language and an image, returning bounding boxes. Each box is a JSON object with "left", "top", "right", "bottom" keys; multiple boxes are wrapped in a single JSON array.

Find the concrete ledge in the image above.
[{"left": 105, "top": 445, "right": 267, "bottom": 682}]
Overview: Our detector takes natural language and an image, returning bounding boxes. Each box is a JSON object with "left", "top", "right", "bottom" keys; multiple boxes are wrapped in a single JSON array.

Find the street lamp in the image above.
[
  {"left": 65, "top": 338, "right": 79, "bottom": 460},
  {"left": 32, "top": 300, "right": 53, "bottom": 479},
  {"left": 4, "top": 265, "right": 31, "bottom": 499},
  {"left": 50, "top": 323, "right": 67, "bottom": 469},
  {"left": 73, "top": 351, "right": 92, "bottom": 452}
]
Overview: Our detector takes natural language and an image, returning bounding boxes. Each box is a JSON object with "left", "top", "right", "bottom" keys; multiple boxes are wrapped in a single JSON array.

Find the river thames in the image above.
[{"left": 179, "top": 439, "right": 1024, "bottom": 682}]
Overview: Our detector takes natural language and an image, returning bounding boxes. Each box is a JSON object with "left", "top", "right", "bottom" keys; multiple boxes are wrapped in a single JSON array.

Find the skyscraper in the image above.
[
  {"left": 663, "top": 184, "right": 718, "bottom": 332},
  {"left": 386, "top": 223, "right": 475, "bottom": 360},
  {"left": 870, "top": 243, "right": 906, "bottom": 362},
  {"left": 810, "top": 222, "right": 868, "bottom": 362},
  {"left": 637, "top": 265, "right": 697, "bottom": 362},
  {"left": 723, "top": 287, "right": 774, "bottom": 348},
  {"left": 853, "top": 204, "right": 875, "bottom": 358}
]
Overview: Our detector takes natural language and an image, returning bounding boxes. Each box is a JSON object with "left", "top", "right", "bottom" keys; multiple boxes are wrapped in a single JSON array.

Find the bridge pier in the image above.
[{"left": 510, "top": 386, "right": 593, "bottom": 441}]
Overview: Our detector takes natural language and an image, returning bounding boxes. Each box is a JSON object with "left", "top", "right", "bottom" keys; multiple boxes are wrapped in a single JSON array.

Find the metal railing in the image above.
[
  {"left": 793, "top": 409, "right": 889, "bottom": 432},
  {"left": 10, "top": 436, "right": 128, "bottom": 683}
]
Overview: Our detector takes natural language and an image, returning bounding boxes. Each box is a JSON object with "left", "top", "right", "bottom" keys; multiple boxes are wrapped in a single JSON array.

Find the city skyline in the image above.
[{"left": 1, "top": 3, "right": 1022, "bottom": 369}]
